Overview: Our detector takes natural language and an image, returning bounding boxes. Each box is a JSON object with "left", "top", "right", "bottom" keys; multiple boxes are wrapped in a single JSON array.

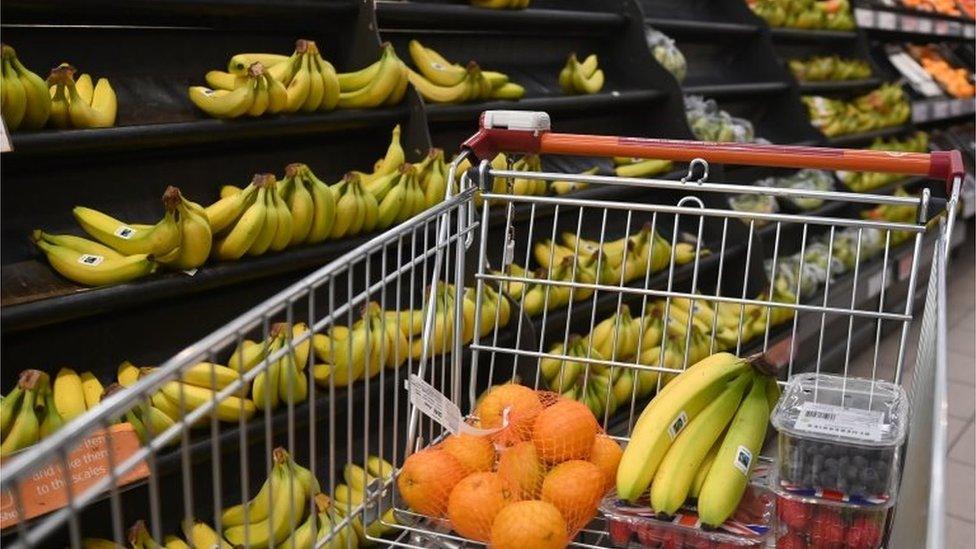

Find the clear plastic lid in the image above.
[{"left": 771, "top": 373, "right": 908, "bottom": 448}]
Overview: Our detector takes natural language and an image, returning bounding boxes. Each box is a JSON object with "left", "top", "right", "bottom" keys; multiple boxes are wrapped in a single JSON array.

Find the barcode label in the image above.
[
  {"left": 668, "top": 411, "right": 688, "bottom": 440},
  {"left": 77, "top": 254, "right": 104, "bottom": 266},
  {"left": 965, "top": 25, "right": 976, "bottom": 38},
  {"left": 114, "top": 225, "right": 136, "bottom": 239},
  {"left": 855, "top": 8, "right": 875, "bottom": 27},
  {"left": 794, "top": 402, "right": 885, "bottom": 442},
  {"left": 918, "top": 18, "right": 933, "bottom": 33},
  {"left": 934, "top": 20, "right": 949, "bottom": 35},
  {"left": 408, "top": 374, "right": 502, "bottom": 437},
  {"left": 912, "top": 102, "right": 929, "bottom": 122},
  {"left": 878, "top": 12, "right": 897, "bottom": 29}
]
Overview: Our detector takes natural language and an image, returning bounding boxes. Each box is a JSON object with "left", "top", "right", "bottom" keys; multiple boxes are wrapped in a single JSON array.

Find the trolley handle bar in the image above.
[{"left": 461, "top": 111, "right": 964, "bottom": 193}]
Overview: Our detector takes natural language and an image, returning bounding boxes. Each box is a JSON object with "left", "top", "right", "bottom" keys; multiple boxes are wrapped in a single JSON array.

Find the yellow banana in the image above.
[
  {"left": 206, "top": 181, "right": 258, "bottom": 233},
  {"left": 616, "top": 352, "right": 753, "bottom": 501},
  {"left": 228, "top": 53, "right": 290, "bottom": 75},
  {"left": 268, "top": 180, "right": 294, "bottom": 251},
  {"left": 160, "top": 381, "right": 256, "bottom": 423},
  {"left": 297, "top": 164, "right": 336, "bottom": 244},
  {"left": 2, "top": 56, "right": 27, "bottom": 130},
  {"left": 224, "top": 448, "right": 307, "bottom": 549},
  {"left": 206, "top": 70, "right": 247, "bottom": 90},
  {"left": 31, "top": 230, "right": 123, "bottom": 260},
  {"left": 182, "top": 519, "right": 232, "bottom": 549},
  {"left": 313, "top": 49, "right": 340, "bottom": 110},
  {"left": 160, "top": 188, "right": 213, "bottom": 270},
  {"left": 53, "top": 367, "right": 86, "bottom": 422},
  {"left": 34, "top": 239, "right": 155, "bottom": 286},
  {"left": 4, "top": 45, "right": 50, "bottom": 130},
  {"left": 0, "top": 370, "right": 41, "bottom": 456},
  {"left": 179, "top": 362, "right": 240, "bottom": 390},
  {"left": 337, "top": 44, "right": 402, "bottom": 109},
  {"left": 302, "top": 53, "right": 325, "bottom": 111},
  {"left": 79, "top": 371, "right": 104, "bottom": 409},
  {"left": 408, "top": 39, "right": 465, "bottom": 86},
  {"left": 213, "top": 176, "right": 270, "bottom": 260}
]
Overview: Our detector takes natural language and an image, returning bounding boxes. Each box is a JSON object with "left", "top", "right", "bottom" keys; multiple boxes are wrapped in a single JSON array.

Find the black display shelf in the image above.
[
  {"left": 644, "top": 16, "right": 760, "bottom": 35},
  {"left": 425, "top": 90, "right": 666, "bottom": 123},
  {"left": 854, "top": 2, "right": 976, "bottom": 42},
  {"left": 683, "top": 81, "right": 791, "bottom": 98},
  {"left": 0, "top": 231, "right": 382, "bottom": 333},
  {"left": 825, "top": 124, "right": 914, "bottom": 146},
  {"left": 770, "top": 27, "right": 860, "bottom": 41},
  {"left": 7, "top": 107, "right": 410, "bottom": 157},
  {"left": 375, "top": 0, "right": 626, "bottom": 32},
  {"left": 2, "top": 0, "right": 358, "bottom": 27},
  {"left": 798, "top": 78, "right": 884, "bottom": 94}
]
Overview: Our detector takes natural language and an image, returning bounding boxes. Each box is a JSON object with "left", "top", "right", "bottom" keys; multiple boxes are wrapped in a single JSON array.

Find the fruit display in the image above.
[
  {"left": 47, "top": 63, "right": 118, "bottom": 129},
  {"left": 838, "top": 132, "right": 929, "bottom": 192},
  {"left": 611, "top": 157, "right": 673, "bottom": 178},
  {"left": 493, "top": 225, "right": 707, "bottom": 317},
  {"left": 907, "top": 45, "right": 975, "bottom": 99},
  {"left": 396, "top": 384, "right": 622, "bottom": 547},
  {"left": 756, "top": 169, "right": 836, "bottom": 211},
  {"left": 900, "top": 0, "right": 963, "bottom": 16},
  {"left": 747, "top": 0, "right": 856, "bottom": 30},
  {"left": 787, "top": 55, "right": 871, "bottom": 81},
  {"left": 29, "top": 125, "right": 450, "bottom": 287},
  {"left": 616, "top": 353, "right": 780, "bottom": 527},
  {"left": 405, "top": 40, "right": 524, "bottom": 103},
  {"left": 775, "top": 490, "right": 887, "bottom": 549},
  {"left": 191, "top": 39, "right": 407, "bottom": 118},
  {"left": 0, "top": 44, "right": 52, "bottom": 131},
  {"left": 645, "top": 28, "right": 686, "bottom": 83},
  {"left": 471, "top": 0, "right": 531, "bottom": 8},
  {"left": 603, "top": 463, "right": 775, "bottom": 547},
  {"left": 686, "top": 96, "right": 756, "bottom": 143},
  {"left": 802, "top": 84, "right": 910, "bottom": 138},
  {"left": 80, "top": 448, "right": 398, "bottom": 548},
  {"left": 772, "top": 373, "right": 907, "bottom": 502},
  {"left": 559, "top": 53, "right": 605, "bottom": 95}
]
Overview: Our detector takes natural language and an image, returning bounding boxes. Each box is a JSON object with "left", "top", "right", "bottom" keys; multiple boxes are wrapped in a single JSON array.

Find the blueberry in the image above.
[
  {"left": 847, "top": 465, "right": 860, "bottom": 480},
  {"left": 853, "top": 455, "right": 868, "bottom": 468},
  {"left": 825, "top": 457, "right": 839, "bottom": 471},
  {"left": 820, "top": 470, "right": 838, "bottom": 487},
  {"left": 860, "top": 468, "right": 879, "bottom": 484},
  {"left": 852, "top": 484, "right": 868, "bottom": 496},
  {"left": 839, "top": 456, "right": 850, "bottom": 468},
  {"left": 836, "top": 478, "right": 849, "bottom": 492}
]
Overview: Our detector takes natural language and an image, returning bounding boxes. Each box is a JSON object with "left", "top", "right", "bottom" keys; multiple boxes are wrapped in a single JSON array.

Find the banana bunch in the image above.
[
  {"left": 542, "top": 223, "right": 674, "bottom": 283},
  {"left": 312, "top": 303, "right": 400, "bottom": 388},
  {"left": 192, "top": 39, "right": 342, "bottom": 118},
  {"left": 0, "top": 44, "right": 51, "bottom": 131},
  {"left": 406, "top": 40, "right": 524, "bottom": 103},
  {"left": 47, "top": 63, "right": 117, "bottom": 129},
  {"left": 137, "top": 360, "right": 256, "bottom": 424},
  {"left": 540, "top": 336, "right": 623, "bottom": 419},
  {"left": 0, "top": 369, "right": 45, "bottom": 456},
  {"left": 366, "top": 163, "right": 429, "bottom": 230},
  {"left": 611, "top": 157, "right": 673, "bottom": 178},
  {"left": 559, "top": 53, "right": 605, "bottom": 95},
  {"left": 551, "top": 166, "right": 598, "bottom": 195},
  {"left": 471, "top": 0, "right": 530, "bottom": 8},
  {"left": 223, "top": 322, "right": 310, "bottom": 411},
  {"left": 617, "top": 352, "right": 778, "bottom": 527},
  {"left": 332, "top": 456, "right": 399, "bottom": 546},
  {"left": 337, "top": 42, "right": 409, "bottom": 109},
  {"left": 283, "top": 494, "right": 359, "bottom": 549},
  {"left": 222, "top": 447, "right": 320, "bottom": 549}
]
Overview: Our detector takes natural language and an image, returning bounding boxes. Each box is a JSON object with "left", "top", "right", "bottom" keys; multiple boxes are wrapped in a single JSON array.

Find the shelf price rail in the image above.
[{"left": 0, "top": 110, "right": 963, "bottom": 549}]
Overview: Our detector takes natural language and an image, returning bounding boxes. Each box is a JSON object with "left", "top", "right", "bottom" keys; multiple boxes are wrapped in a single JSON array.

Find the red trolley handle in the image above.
[{"left": 461, "top": 112, "right": 964, "bottom": 193}]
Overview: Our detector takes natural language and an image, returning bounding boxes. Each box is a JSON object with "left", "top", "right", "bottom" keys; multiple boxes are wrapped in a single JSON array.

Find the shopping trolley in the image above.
[{"left": 0, "top": 110, "right": 961, "bottom": 549}]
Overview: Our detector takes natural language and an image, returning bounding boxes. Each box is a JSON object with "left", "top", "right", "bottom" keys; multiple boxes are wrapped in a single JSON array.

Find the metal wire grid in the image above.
[
  {"left": 0, "top": 187, "right": 476, "bottom": 549},
  {"left": 0, "top": 148, "right": 959, "bottom": 549}
]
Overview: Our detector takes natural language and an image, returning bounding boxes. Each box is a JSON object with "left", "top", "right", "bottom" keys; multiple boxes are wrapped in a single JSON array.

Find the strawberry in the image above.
[
  {"left": 608, "top": 519, "right": 632, "bottom": 545},
  {"left": 846, "top": 515, "right": 882, "bottom": 548},
  {"left": 778, "top": 533, "right": 808, "bottom": 549},
  {"left": 661, "top": 530, "right": 685, "bottom": 549},
  {"left": 810, "top": 508, "right": 845, "bottom": 548},
  {"left": 778, "top": 496, "right": 814, "bottom": 531}
]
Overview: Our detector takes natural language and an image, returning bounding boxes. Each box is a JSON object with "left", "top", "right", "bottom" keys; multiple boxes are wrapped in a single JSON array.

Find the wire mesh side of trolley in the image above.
[
  {"left": 0, "top": 188, "right": 475, "bottom": 549},
  {"left": 390, "top": 113, "right": 963, "bottom": 548}
]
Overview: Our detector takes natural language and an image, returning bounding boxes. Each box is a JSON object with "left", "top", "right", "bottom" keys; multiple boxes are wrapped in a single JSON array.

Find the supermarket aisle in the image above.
[{"left": 942, "top": 231, "right": 975, "bottom": 549}]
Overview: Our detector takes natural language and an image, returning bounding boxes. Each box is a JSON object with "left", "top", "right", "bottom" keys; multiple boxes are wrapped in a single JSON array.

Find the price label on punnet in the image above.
[{"left": 0, "top": 424, "right": 149, "bottom": 529}]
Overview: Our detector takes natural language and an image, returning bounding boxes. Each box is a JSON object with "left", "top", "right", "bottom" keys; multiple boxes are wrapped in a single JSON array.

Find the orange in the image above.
[
  {"left": 397, "top": 449, "right": 466, "bottom": 517},
  {"left": 497, "top": 440, "right": 545, "bottom": 500},
  {"left": 541, "top": 460, "right": 605, "bottom": 533},
  {"left": 476, "top": 383, "right": 544, "bottom": 446},
  {"left": 447, "top": 472, "right": 514, "bottom": 541},
  {"left": 588, "top": 434, "right": 623, "bottom": 492},
  {"left": 532, "top": 399, "right": 598, "bottom": 463},
  {"left": 440, "top": 433, "right": 495, "bottom": 474},
  {"left": 490, "top": 500, "right": 568, "bottom": 549}
]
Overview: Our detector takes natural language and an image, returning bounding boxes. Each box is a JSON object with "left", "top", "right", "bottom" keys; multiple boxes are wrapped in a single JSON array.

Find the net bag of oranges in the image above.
[{"left": 396, "top": 383, "right": 623, "bottom": 549}]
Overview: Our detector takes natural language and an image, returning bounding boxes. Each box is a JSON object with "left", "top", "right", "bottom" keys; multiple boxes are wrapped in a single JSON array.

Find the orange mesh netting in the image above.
[{"left": 396, "top": 384, "right": 623, "bottom": 548}]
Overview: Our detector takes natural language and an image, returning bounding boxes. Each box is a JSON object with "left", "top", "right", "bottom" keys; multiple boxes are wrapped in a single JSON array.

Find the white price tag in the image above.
[
  {"left": 855, "top": 7, "right": 876, "bottom": 27},
  {"left": 408, "top": 374, "right": 502, "bottom": 436},
  {"left": 947, "top": 21, "right": 963, "bottom": 36},
  {"left": 900, "top": 15, "right": 918, "bottom": 32},
  {"left": 950, "top": 100, "right": 964, "bottom": 116},
  {"left": 965, "top": 25, "right": 976, "bottom": 38},
  {"left": 866, "top": 268, "right": 886, "bottom": 299},
  {"left": 878, "top": 11, "right": 897, "bottom": 29},
  {"left": 794, "top": 402, "right": 885, "bottom": 443},
  {"left": 898, "top": 254, "right": 913, "bottom": 281},
  {"left": 912, "top": 101, "right": 930, "bottom": 122},
  {"left": 932, "top": 100, "right": 950, "bottom": 119},
  {"left": 918, "top": 18, "right": 933, "bottom": 33},
  {"left": 182, "top": 269, "right": 198, "bottom": 276},
  {"left": 934, "top": 19, "right": 949, "bottom": 35},
  {"left": 0, "top": 117, "right": 10, "bottom": 153},
  {"left": 962, "top": 175, "right": 976, "bottom": 219}
]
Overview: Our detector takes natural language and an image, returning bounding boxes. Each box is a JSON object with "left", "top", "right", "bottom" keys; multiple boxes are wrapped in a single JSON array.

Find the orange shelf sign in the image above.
[{"left": 0, "top": 423, "right": 149, "bottom": 530}]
